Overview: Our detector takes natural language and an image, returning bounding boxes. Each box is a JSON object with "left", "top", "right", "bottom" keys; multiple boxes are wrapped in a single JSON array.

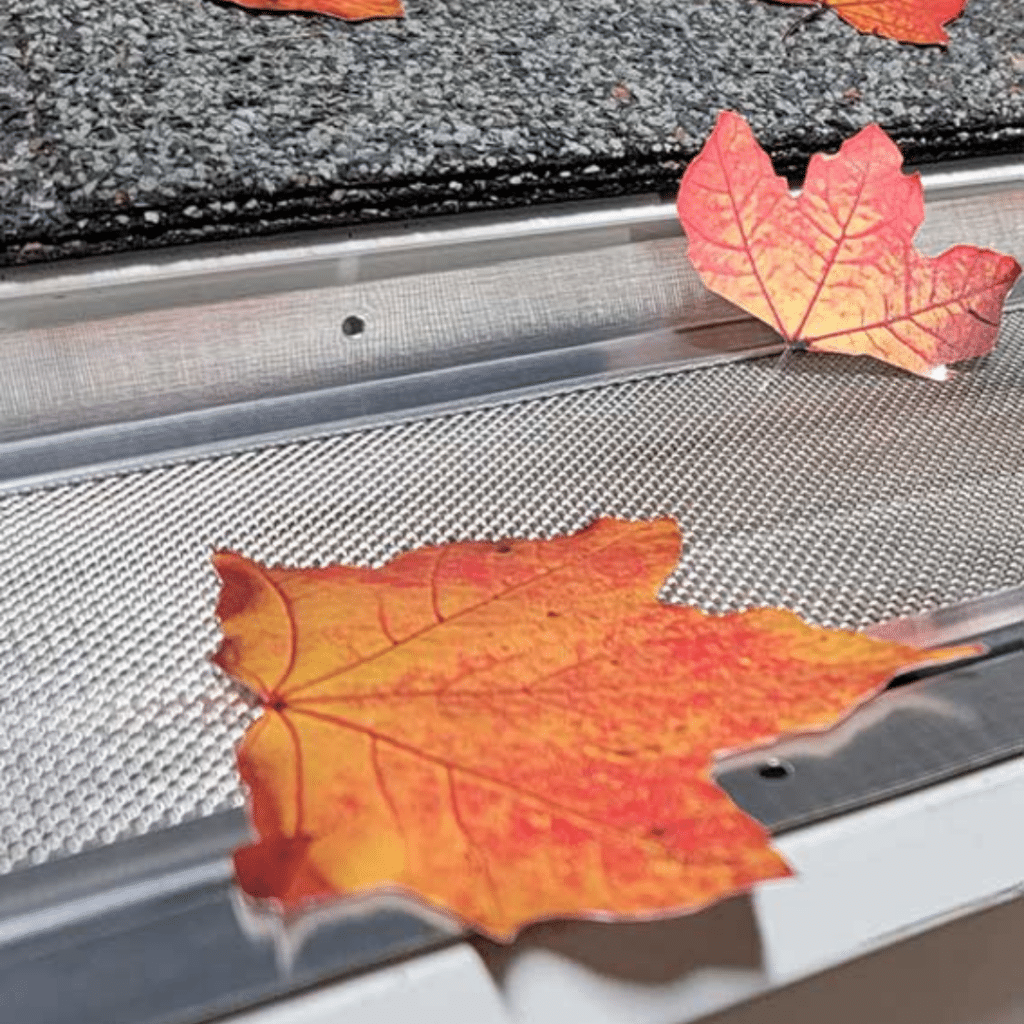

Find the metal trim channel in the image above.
[
  {"left": 0, "top": 196, "right": 672, "bottom": 329},
  {"left": 0, "top": 870, "right": 454, "bottom": 1024},
  {"left": 715, "top": 591, "right": 1024, "bottom": 835},
  {"left": 865, "top": 584, "right": 1024, "bottom": 650},
  {"left": 715, "top": 648, "right": 1024, "bottom": 834},
  {"left": 0, "top": 319, "right": 783, "bottom": 493}
]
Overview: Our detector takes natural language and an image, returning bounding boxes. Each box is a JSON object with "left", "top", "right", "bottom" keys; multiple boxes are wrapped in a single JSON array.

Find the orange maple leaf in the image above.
[
  {"left": 677, "top": 112, "right": 1021, "bottom": 379},
  {"left": 213, "top": 518, "right": 975, "bottom": 940},
  {"left": 770, "top": 0, "right": 967, "bottom": 44},
  {"left": 220, "top": 0, "right": 402, "bottom": 21}
]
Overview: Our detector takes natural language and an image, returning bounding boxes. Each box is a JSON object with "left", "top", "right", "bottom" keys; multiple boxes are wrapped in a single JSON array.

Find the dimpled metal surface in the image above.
[{"left": 1, "top": 307, "right": 1023, "bottom": 873}]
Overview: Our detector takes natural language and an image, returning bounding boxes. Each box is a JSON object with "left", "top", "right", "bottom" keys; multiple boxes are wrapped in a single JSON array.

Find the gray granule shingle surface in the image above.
[{"left": 1, "top": 0, "right": 1021, "bottom": 265}]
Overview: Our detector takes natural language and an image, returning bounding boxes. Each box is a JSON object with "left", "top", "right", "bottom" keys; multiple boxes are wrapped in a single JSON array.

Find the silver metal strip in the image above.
[
  {"left": 0, "top": 868, "right": 451, "bottom": 1024},
  {"left": 0, "top": 196, "right": 670, "bottom": 330},
  {"left": 866, "top": 584, "right": 1024, "bottom": 649},
  {"left": 716, "top": 587, "right": 1024, "bottom": 834},
  {"left": 715, "top": 650, "right": 1024, "bottom": 834},
  {"left": 0, "top": 320, "right": 781, "bottom": 493}
]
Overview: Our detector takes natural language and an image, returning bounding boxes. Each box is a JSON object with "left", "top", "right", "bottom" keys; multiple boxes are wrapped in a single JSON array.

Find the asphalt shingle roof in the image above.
[{"left": 1, "top": 0, "right": 1021, "bottom": 264}]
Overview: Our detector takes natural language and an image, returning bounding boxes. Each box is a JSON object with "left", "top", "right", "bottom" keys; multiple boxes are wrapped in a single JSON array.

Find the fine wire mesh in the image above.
[{"left": 1, "top": 308, "right": 1024, "bottom": 874}]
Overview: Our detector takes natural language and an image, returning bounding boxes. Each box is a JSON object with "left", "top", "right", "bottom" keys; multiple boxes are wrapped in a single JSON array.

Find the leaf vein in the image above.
[
  {"left": 278, "top": 532, "right": 645, "bottom": 700},
  {"left": 290, "top": 706, "right": 676, "bottom": 857}
]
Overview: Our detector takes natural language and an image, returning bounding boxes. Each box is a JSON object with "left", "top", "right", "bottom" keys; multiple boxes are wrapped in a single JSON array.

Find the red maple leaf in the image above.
[
  {"left": 676, "top": 111, "right": 1021, "bottom": 379},
  {"left": 771, "top": 0, "right": 967, "bottom": 45},
  {"left": 212, "top": 518, "right": 976, "bottom": 939},
  {"left": 219, "top": 0, "right": 402, "bottom": 21}
]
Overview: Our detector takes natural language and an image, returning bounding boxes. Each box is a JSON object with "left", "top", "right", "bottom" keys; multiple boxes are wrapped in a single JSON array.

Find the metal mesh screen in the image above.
[{"left": 2, "top": 306, "right": 1024, "bottom": 874}]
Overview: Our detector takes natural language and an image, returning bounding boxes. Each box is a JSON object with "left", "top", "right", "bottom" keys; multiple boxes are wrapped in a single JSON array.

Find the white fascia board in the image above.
[
  {"left": 498, "top": 755, "right": 1024, "bottom": 1024},
  {"left": 219, "top": 943, "right": 514, "bottom": 1024}
]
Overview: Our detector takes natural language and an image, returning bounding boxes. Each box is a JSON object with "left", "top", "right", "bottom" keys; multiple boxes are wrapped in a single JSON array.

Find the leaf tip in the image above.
[
  {"left": 211, "top": 550, "right": 263, "bottom": 625},
  {"left": 210, "top": 550, "right": 295, "bottom": 703}
]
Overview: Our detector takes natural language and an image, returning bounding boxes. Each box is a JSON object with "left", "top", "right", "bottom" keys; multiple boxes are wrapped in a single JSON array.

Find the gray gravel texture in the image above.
[{"left": 1, "top": 0, "right": 1022, "bottom": 264}]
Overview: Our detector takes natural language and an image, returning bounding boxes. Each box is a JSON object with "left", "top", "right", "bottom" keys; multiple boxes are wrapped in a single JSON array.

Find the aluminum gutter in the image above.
[{"left": 0, "top": 152, "right": 1022, "bottom": 1024}]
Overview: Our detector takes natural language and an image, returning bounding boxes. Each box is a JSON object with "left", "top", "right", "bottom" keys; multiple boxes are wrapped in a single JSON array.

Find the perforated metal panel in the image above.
[{"left": 2, "top": 305, "right": 1023, "bottom": 874}]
